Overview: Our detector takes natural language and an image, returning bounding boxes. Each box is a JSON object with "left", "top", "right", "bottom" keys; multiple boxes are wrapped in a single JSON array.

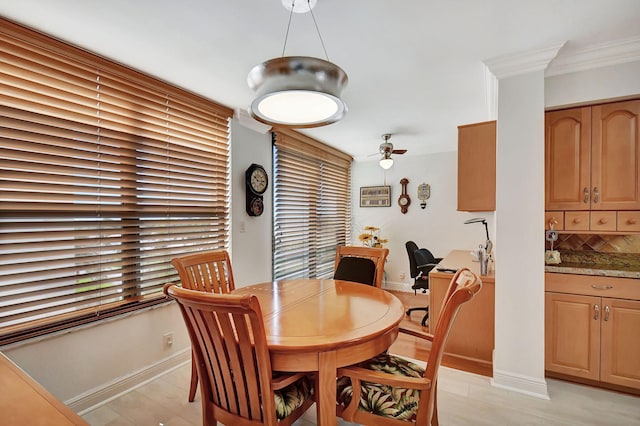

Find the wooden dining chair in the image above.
[
  {"left": 333, "top": 245, "right": 389, "bottom": 288},
  {"left": 164, "top": 285, "right": 315, "bottom": 426},
  {"left": 336, "top": 268, "right": 481, "bottom": 426},
  {"left": 171, "top": 250, "right": 235, "bottom": 402}
]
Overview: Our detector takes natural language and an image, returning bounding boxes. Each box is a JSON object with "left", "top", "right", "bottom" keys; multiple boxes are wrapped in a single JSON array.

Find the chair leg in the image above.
[
  {"left": 188, "top": 352, "right": 198, "bottom": 402},
  {"left": 432, "top": 382, "right": 439, "bottom": 426}
]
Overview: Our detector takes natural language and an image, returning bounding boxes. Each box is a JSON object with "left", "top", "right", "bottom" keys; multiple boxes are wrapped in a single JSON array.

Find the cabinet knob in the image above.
[
  {"left": 598, "top": 217, "right": 608, "bottom": 225},
  {"left": 628, "top": 219, "right": 637, "bottom": 225},
  {"left": 573, "top": 218, "right": 582, "bottom": 224}
]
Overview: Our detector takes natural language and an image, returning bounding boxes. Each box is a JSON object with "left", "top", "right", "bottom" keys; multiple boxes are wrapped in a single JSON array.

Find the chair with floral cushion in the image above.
[
  {"left": 334, "top": 245, "right": 389, "bottom": 288},
  {"left": 171, "top": 249, "right": 236, "bottom": 402},
  {"left": 164, "top": 284, "right": 315, "bottom": 426},
  {"left": 336, "top": 268, "right": 481, "bottom": 426}
]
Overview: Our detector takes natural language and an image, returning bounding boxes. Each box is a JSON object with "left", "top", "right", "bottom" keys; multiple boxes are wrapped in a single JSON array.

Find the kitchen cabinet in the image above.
[
  {"left": 429, "top": 250, "right": 495, "bottom": 376},
  {"left": 545, "top": 273, "right": 640, "bottom": 390},
  {"left": 545, "top": 99, "right": 640, "bottom": 212},
  {"left": 457, "top": 120, "right": 496, "bottom": 212}
]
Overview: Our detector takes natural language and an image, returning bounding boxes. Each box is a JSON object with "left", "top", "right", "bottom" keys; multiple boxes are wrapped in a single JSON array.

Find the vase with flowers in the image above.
[{"left": 358, "top": 226, "right": 388, "bottom": 248}]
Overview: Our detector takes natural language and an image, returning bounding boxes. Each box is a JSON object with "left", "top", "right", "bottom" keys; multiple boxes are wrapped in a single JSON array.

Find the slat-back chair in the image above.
[
  {"left": 164, "top": 285, "right": 315, "bottom": 426},
  {"left": 336, "top": 268, "right": 481, "bottom": 426},
  {"left": 333, "top": 245, "right": 389, "bottom": 288},
  {"left": 171, "top": 250, "right": 235, "bottom": 401}
]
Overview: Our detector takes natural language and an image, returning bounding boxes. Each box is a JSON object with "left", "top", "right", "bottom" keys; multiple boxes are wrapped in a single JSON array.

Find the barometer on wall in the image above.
[{"left": 398, "top": 178, "right": 411, "bottom": 214}]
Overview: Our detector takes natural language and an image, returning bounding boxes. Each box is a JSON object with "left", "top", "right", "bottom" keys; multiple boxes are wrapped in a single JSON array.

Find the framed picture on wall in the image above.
[{"left": 360, "top": 185, "right": 391, "bottom": 207}]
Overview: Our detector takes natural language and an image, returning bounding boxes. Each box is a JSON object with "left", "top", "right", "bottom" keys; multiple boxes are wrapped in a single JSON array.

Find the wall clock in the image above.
[
  {"left": 398, "top": 178, "right": 411, "bottom": 214},
  {"left": 246, "top": 163, "right": 268, "bottom": 216}
]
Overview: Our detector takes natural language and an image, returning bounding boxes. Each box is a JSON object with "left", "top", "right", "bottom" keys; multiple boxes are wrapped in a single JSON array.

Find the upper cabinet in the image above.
[
  {"left": 457, "top": 120, "right": 496, "bottom": 212},
  {"left": 546, "top": 99, "right": 640, "bottom": 211}
]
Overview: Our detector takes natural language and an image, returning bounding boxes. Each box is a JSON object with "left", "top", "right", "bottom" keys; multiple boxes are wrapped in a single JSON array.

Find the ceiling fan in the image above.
[{"left": 377, "top": 133, "right": 407, "bottom": 169}]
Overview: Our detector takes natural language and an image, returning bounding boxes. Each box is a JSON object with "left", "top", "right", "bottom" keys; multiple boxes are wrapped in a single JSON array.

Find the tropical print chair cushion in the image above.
[
  {"left": 337, "top": 353, "right": 425, "bottom": 422},
  {"left": 274, "top": 375, "right": 314, "bottom": 420}
]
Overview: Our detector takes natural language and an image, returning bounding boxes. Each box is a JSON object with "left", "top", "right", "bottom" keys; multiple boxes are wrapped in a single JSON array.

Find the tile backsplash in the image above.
[{"left": 546, "top": 233, "right": 640, "bottom": 269}]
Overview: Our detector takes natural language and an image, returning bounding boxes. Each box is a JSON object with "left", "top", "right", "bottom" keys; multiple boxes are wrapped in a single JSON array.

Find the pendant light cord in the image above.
[{"left": 281, "top": 0, "right": 330, "bottom": 61}]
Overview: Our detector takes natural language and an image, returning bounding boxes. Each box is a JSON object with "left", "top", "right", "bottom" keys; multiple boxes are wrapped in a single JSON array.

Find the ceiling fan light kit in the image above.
[
  {"left": 377, "top": 133, "right": 407, "bottom": 169},
  {"left": 247, "top": 0, "right": 348, "bottom": 128}
]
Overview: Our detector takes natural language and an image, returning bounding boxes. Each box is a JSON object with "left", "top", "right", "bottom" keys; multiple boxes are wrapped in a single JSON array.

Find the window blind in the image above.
[
  {"left": 0, "top": 19, "right": 233, "bottom": 344},
  {"left": 272, "top": 129, "right": 352, "bottom": 280}
]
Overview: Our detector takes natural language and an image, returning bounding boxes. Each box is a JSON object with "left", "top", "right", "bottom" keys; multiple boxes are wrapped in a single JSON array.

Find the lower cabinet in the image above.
[{"left": 545, "top": 273, "right": 640, "bottom": 390}]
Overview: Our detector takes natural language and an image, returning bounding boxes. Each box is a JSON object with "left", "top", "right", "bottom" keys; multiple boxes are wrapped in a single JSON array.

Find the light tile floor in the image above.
[{"left": 82, "top": 361, "right": 640, "bottom": 425}]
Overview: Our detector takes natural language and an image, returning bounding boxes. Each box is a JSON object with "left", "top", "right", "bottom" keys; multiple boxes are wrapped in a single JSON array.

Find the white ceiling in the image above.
[{"left": 2, "top": 0, "right": 640, "bottom": 160}]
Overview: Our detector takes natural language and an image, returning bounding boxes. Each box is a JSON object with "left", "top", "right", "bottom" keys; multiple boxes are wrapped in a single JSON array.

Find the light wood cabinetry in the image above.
[
  {"left": 545, "top": 99, "right": 640, "bottom": 233},
  {"left": 546, "top": 99, "right": 640, "bottom": 212},
  {"left": 457, "top": 120, "right": 496, "bottom": 212},
  {"left": 545, "top": 273, "right": 640, "bottom": 390},
  {"left": 429, "top": 250, "right": 495, "bottom": 376}
]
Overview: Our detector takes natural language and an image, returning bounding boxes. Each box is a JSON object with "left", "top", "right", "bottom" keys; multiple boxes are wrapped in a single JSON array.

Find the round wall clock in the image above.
[
  {"left": 247, "top": 163, "right": 268, "bottom": 195},
  {"left": 246, "top": 164, "right": 268, "bottom": 216}
]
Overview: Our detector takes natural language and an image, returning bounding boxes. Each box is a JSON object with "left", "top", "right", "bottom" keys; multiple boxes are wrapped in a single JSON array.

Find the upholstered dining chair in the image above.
[
  {"left": 164, "top": 285, "right": 315, "bottom": 426},
  {"left": 171, "top": 250, "right": 235, "bottom": 402},
  {"left": 405, "top": 241, "right": 443, "bottom": 326},
  {"left": 336, "top": 268, "right": 481, "bottom": 426},
  {"left": 333, "top": 245, "right": 389, "bottom": 288}
]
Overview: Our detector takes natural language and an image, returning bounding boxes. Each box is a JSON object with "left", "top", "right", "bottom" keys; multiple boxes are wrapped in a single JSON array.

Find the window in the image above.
[
  {"left": 0, "top": 19, "right": 233, "bottom": 344},
  {"left": 272, "top": 129, "right": 352, "bottom": 280}
]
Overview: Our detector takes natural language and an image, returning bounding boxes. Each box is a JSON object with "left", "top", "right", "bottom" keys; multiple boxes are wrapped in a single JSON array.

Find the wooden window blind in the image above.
[
  {"left": 0, "top": 19, "right": 233, "bottom": 344},
  {"left": 272, "top": 129, "right": 352, "bottom": 280}
]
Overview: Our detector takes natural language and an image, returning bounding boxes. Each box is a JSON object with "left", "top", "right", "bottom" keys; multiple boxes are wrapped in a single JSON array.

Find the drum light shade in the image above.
[{"left": 247, "top": 56, "right": 348, "bottom": 128}]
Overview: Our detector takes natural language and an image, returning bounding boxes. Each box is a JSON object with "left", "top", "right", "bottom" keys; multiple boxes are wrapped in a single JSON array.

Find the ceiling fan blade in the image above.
[{"left": 392, "top": 149, "right": 407, "bottom": 154}]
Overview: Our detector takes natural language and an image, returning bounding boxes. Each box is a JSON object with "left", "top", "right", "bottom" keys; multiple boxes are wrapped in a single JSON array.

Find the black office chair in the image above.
[{"left": 405, "top": 241, "right": 442, "bottom": 326}]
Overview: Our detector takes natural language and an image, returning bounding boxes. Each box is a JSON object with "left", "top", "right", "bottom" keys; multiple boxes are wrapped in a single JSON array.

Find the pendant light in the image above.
[{"left": 247, "top": 0, "right": 348, "bottom": 128}]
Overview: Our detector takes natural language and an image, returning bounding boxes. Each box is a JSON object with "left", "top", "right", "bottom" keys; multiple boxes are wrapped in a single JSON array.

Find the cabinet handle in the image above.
[
  {"left": 593, "top": 187, "right": 599, "bottom": 204},
  {"left": 594, "top": 304, "right": 599, "bottom": 320},
  {"left": 583, "top": 187, "right": 589, "bottom": 204},
  {"left": 591, "top": 284, "right": 613, "bottom": 290},
  {"left": 604, "top": 305, "right": 610, "bottom": 322}
]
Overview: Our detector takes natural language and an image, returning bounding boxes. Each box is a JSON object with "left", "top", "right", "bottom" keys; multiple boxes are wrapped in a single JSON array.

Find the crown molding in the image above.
[
  {"left": 235, "top": 108, "right": 272, "bottom": 134},
  {"left": 484, "top": 42, "right": 566, "bottom": 79},
  {"left": 545, "top": 36, "right": 640, "bottom": 76}
]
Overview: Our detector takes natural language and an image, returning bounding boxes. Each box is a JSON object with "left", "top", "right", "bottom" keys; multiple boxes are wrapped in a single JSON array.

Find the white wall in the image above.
[
  {"left": 545, "top": 60, "right": 640, "bottom": 108},
  {"left": 351, "top": 152, "right": 495, "bottom": 291},
  {"left": 230, "top": 118, "right": 274, "bottom": 287}
]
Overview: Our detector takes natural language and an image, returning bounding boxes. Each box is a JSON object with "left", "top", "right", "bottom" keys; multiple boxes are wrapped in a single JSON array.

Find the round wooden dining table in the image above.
[{"left": 232, "top": 278, "right": 405, "bottom": 426}]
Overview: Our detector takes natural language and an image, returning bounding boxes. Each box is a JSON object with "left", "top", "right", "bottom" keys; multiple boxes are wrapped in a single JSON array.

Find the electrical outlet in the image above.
[
  {"left": 399, "top": 272, "right": 405, "bottom": 280},
  {"left": 163, "top": 332, "right": 174, "bottom": 347}
]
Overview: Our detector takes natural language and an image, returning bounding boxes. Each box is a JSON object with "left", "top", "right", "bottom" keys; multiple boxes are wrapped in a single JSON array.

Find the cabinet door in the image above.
[
  {"left": 545, "top": 292, "right": 600, "bottom": 380},
  {"left": 600, "top": 298, "right": 640, "bottom": 388},
  {"left": 457, "top": 120, "right": 496, "bottom": 212},
  {"left": 545, "top": 108, "right": 591, "bottom": 210},
  {"left": 591, "top": 100, "right": 640, "bottom": 210}
]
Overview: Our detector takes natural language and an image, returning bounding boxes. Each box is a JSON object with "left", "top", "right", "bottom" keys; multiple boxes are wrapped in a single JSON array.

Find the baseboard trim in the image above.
[
  {"left": 384, "top": 281, "right": 417, "bottom": 293},
  {"left": 491, "top": 369, "right": 550, "bottom": 400},
  {"left": 71, "top": 348, "right": 191, "bottom": 415}
]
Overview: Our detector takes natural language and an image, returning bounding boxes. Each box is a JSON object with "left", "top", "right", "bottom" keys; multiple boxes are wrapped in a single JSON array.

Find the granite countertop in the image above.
[{"left": 545, "top": 263, "right": 640, "bottom": 279}]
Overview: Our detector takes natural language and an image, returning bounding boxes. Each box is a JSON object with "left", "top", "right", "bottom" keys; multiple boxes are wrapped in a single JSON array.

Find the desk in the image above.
[
  {"left": 0, "top": 352, "right": 88, "bottom": 425},
  {"left": 233, "top": 279, "right": 405, "bottom": 426},
  {"left": 429, "top": 250, "right": 495, "bottom": 376}
]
